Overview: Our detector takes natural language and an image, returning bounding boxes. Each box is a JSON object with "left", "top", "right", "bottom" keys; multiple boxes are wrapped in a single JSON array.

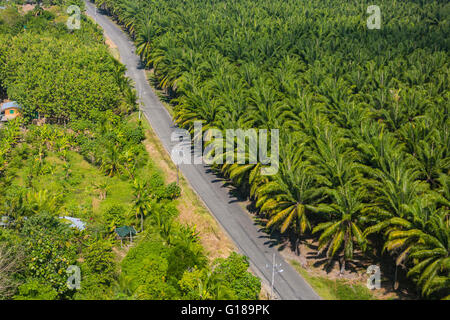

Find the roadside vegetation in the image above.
[
  {"left": 290, "top": 261, "right": 375, "bottom": 300},
  {"left": 94, "top": 0, "right": 449, "bottom": 299},
  {"left": 0, "top": 1, "right": 260, "bottom": 300}
]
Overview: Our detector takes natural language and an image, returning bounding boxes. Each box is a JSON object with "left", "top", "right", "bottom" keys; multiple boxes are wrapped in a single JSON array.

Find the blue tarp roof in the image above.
[
  {"left": 59, "top": 216, "right": 86, "bottom": 231},
  {"left": 1, "top": 101, "right": 21, "bottom": 112}
]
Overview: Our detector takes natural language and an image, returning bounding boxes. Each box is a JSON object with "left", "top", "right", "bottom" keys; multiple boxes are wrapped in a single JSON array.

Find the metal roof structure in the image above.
[
  {"left": 115, "top": 225, "right": 137, "bottom": 238},
  {"left": 59, "top": 216, "right": 86, "bottom": 231},
  {"left": 1, "top": 101, "right": 21, "bottom": 113}
]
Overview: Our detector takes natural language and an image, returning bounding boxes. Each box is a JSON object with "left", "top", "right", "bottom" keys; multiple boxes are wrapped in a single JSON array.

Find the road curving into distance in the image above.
[{"left": 84, "top": 0, "right": 320, "bottom": 300}]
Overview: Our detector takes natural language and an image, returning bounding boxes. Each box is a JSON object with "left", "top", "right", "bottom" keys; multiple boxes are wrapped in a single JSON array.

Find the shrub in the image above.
[
  {"left": 14, "top": 279, "right": 59, "bottom": 300},
  {"left": 165, "top": 182, "right": 181, "bottom": 200},
  {"left": 212, "top": 253, "right": 261, "bottom": 300},
  {"left": 103, "top": 204, "right": 126, "bottom": 232},
  {"left": 84, "top": 239, "right": 115, "bottom": 277},
  {"left": 71, "top": 119, "right": 94, "bottom": 132},
  {"left": 121, "top": 236, "right": 179, "bottom": 299},
  {"left": 20, "top": 213, "right": 78, "bottom": 298},
  {"left": 124, "top": 123, "right": 145, "bottom": 145}
]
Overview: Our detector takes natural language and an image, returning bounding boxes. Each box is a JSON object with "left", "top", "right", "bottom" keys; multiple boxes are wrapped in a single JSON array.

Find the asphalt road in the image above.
[{"left": 84, "top": 0, "right": 320, "bottom": 300}]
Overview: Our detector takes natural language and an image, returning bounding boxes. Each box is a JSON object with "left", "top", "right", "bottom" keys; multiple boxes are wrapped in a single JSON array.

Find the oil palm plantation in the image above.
[
  {"left": 135, "top": 20, "right": 157, "bottom": 66},
  {"left": 366, "top": 199, "right": 449, "bottom": 298},
  {"left": 255, "top": 142, "right": 324, "bottom": 235},
  {"left": 313, "top": 185, "right": 367, "bottom": 273},
  {"left": 98, "top": 0, "right": 450, "bottom": 298}
]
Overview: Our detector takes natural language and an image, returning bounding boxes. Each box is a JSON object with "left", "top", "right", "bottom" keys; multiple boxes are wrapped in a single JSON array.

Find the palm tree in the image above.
[
  {"left": 118, "top": 0, "right": 141, "bottom": 38},
  {"left": 255, "top": 142, "right": 324, "bottom": 235},
  {"left": 369, "top": 158, "right": 430, "bottom": 220},
  {"left": 136, "top": 20, "right": 157, "bottom": 65},
  {"left": 401, "top": 212, "right": 448, "bottom": 298},
  {"left": 95, "top": 181, "right": 109, "bottom": 200},
  {"left": 62, "top": 162, "right": 71, "bottom": 179},
  {"left": 114, "top": 274, "right": 135, "bottom": 299},
  {"left": 123, "top": 85, "right": 138, "bottom": 113},
  {"left": 120, "top": 148, "right": 136, "bottom": 179},
  {"left": 131, "top": 179, "right": 151, "bottom": 232},
  {"left": 3, "top": 192, "right": 25, "bottom": 221},
  {"left": 313, "top": 185, "right": 367, "bottom": 273},
  {"left": 413, "top": 139, "right": 449, "bottom": 188},
  {"left": 365, "top": 199, "right": 449, "bottom": 298},
  {"left": 174, "top": 89, "right": 225, "bottom": 132},
  {"left": 309, "top": 125, "right": 360, "bottom": 189},
  {"left": 24, "top": 190, "right": 61, "bottom": 216},
  {"left": 101, "top": 145, "right": 123, "bottom": 177},
  {"left": 194, "top": 269, "right": 233, "bottom": 300}
]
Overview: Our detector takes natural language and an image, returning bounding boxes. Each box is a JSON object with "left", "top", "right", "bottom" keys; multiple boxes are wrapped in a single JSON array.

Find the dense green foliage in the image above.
[
  {"left": 0, "top": 0, "right": 132, "bottom": 121},
  {"left": 0, "top": 4, "right": 260, "bottom": 300},
  {"left": 96, "top": 0, "right": 449, "bottom": 299}
]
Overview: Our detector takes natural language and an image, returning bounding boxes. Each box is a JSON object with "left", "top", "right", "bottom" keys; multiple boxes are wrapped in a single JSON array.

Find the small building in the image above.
[
  {"left": 115, "top": 225, "right": 137, "bottom": 247},
  {"left": 1, "top": 101, "right": 22, "bottom": 121}
]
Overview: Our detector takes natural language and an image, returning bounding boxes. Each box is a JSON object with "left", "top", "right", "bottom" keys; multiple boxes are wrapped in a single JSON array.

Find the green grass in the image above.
[
  {"left": 10, "top": 146, "right": 135, "bottom": 223},
  {"left": 290, "top": 260, "right": 376, "bottom": 300}
]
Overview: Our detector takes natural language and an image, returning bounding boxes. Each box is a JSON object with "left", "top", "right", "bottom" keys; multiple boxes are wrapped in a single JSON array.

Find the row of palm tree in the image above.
[{"left": 94, "top": 0, "right": 449, "bottom": 298}]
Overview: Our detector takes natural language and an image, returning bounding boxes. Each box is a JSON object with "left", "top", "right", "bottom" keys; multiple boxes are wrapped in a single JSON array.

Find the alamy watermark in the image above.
[
  {"left": 170, "top": 122, "right": 279, "bottom": 175},
  {"left": 67, "top": 5, "right": 81, "bottom": 30},
  {"left": 367, "top": 5, "right": 381, "bottom": 30},
  {"left": 66, "top": 265, "right": 81, "bottom": 290},
  {"left": 366, "top": 265, "right": 381, "bottom": 290}
]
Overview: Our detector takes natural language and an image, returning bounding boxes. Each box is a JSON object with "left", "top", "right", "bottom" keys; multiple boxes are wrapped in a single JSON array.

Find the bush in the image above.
[
  {"left": 72, "top": 239, "right": 117, "bottom": 299},
  {"left": 20, "top": 213, "right": 78, "bottom": 298},
  {"left": 15, "top": 279, "right": 59, "bottom": 300},
  {"left": 84, "top": 240, "right": 115, "bottom": 275},
  {"left": 212, "top": 253, "right": 261, "bottom": 300},
  {"left": 121, "top": 236, "right": 179, "bottom": 299},
  {"left": 70, "top": 119, "right": 94, "bottom": 132},
  {"left": 167, "top": 243, "right": 206, "bottom": 282},
  {"left": 103, "top": 204, "right": 126, "bottom": 232},
  {"left": 147, "top": 173, "right": 166, "bottom": 200},
  {"left": 124, "top": 123, "right": 145, "bottom": 145},
  {"left": 0, "top": 7, "right": 24, "bottom": 35},
  {"left": 165, "top": 182, "right": 181, "bottom": 200}
]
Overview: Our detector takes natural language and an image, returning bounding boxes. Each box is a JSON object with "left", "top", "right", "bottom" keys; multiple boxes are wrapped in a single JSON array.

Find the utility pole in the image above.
[
  {"left": 266, "top": 253, "right": 283, "bottom": 300},
  {"left": 175, "top": 133, "right": 184, "bottom": 186}
]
